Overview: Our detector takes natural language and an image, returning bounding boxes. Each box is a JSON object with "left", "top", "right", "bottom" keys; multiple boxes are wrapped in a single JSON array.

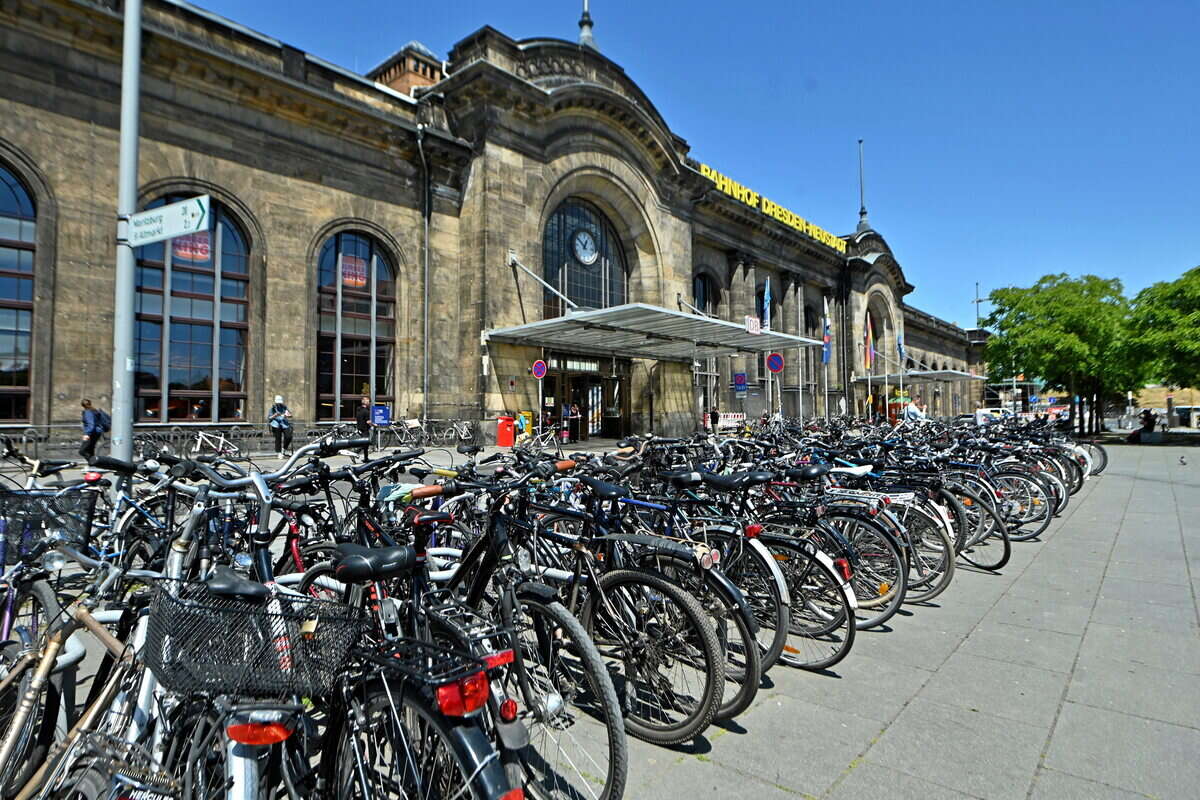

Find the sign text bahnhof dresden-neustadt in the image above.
[{"left": 699, "top": 164, "right": 848, "bottom": 254}]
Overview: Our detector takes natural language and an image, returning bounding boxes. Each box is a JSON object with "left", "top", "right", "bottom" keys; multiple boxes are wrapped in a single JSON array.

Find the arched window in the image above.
[
  {"left": 0, "top": 164, "right": 34, "bottom": 421},
  {"left": 542, "top": 200, "right": 627, "bottom": 316},
  {"left": 693, "top": 273, "right": 716, "bottom": 315},
  {"left": 135, "top": 194, "right": 250, "bottom": 422},
  {"left": 316, "top": 231, "right": 396, "bottom": 420}
]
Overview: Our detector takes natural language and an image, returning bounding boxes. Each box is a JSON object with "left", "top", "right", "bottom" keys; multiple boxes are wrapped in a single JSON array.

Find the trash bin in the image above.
[{"left": 496, "top": 416, "right": 515, "bottom": 448}]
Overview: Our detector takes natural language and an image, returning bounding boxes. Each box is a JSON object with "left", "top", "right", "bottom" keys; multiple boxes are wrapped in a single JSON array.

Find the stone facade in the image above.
[{"left": 0, "top": 0, "right": 980, "bottom": 437}]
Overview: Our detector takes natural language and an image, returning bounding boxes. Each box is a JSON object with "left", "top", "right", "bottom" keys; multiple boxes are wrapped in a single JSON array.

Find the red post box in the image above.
[{"left": 496, "top": 416, "right": 515, "bottom": 447}]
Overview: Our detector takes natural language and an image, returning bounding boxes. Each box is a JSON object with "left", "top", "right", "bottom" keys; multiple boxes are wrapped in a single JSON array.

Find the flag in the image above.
[
  {"left": 822, "top": 297, "right": 832, "bottom": 364},
  {"left": 762, "top": 277, "right": 772, "bottom": 331},
  {"left": 864, "top": 315, "right": 875, "bottom": 370},
  {"left": 897, "top": 334, "right": 906, "bottom": 364}
]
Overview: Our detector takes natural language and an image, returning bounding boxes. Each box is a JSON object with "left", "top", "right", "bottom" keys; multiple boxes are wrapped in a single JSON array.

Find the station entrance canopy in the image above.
[
  {"left": 484, "top": 303, "right": 821, "bottom": 361},
  {"left": 853, "top": 370, "right": 985, "bottom": 383}
]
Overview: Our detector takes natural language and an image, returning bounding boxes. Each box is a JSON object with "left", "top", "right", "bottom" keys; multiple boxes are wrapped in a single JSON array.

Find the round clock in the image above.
[{"left": 572, "top": 229, "right": 599, "bottom": 265}]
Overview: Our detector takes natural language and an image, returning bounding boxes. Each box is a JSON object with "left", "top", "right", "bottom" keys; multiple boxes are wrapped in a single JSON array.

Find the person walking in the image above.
[
  {"left": 904, "top": 394, "right": 926, "bottom": 422},
  {"left": 267, "top": 395, "right": 294, "bottom": 458},
  {"left": 355, "top": 395, "right": 372, "bottom": 460},
  {"left": 79, "top": 398, "right": 109, "bottom": 461}
]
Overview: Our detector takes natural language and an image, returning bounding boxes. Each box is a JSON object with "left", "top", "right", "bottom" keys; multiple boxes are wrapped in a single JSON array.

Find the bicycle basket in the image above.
[
  {"left": 144, "top": 581, "right": 365, "bottom": 698},
  {"left": 0, "top": 490, "right": 98, "bottom": 565}
]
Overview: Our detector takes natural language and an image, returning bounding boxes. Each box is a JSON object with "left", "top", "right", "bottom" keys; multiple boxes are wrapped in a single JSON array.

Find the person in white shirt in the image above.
[{"left": 904, "top": 395, "right": 926, "bottom": 421}]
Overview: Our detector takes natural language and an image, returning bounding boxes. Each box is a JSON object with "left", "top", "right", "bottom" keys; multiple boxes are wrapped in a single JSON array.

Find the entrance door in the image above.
[{"left": 545, "top": 358, "right": 630, "bottom": 442}]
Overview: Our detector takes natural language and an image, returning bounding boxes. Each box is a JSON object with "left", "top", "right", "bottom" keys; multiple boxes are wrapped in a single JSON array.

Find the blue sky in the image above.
[{"left": 199, "top": 0, "right": 1198, "bottom": 327}]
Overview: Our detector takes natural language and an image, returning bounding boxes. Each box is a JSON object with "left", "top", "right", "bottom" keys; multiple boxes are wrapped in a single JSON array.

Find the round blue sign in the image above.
[
  {"left": 531, "top": 359, "right": 548, "bottom": 380},
  {"left": 766, "top": 352, "right": 784, "bottom": 373}
]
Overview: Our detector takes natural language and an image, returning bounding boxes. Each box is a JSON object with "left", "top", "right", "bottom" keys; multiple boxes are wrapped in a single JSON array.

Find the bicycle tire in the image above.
[
  {"left": 698, "top": 530, "right": 789, "bottom": 672},
  {"left": 582, "top": 569, "right": 724, "bottom": 746},
  {"left": 758, "top": 539, "right": 856, "bottom": 671},
  {"left": 899, "top": 505, "right": 956, "bottom": 604},
  {"left": 1079, "top": 441, "right": 1107, "bottom": 475},
  {"left": 805, "top": 513, "right": 908, "bottom": 631},
  {"left": 508, "top": 597, "right": 628, "bottom": 800},
  {"left": 993, "top": 471, "right": 1053, "bottom": 541},
  {"left": 955, "top": 486, "right": 1012, "bottom": 571},
  {"left": 322, "top": 677, "right": 513, "bottom": 800}
]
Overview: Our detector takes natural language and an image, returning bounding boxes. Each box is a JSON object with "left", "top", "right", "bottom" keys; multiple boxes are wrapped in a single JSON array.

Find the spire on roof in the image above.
[
  {"left": 579, "top": 0, "right": 598, "bottom": 50},
  {"left": 856, "top": 138, "right": 871, "bottom": 233}
]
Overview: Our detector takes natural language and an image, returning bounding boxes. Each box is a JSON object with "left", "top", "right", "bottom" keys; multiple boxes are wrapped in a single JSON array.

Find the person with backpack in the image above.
[
  {"left": 267, "top": 395, "right": 294, "bottom": 458},
  {"left": 79, "top": 398, "right": 110, "bottom": 460}
]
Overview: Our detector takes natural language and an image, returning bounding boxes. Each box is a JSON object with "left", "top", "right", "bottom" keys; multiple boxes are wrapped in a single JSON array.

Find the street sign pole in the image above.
[{"left": 110, "top": 0, "right": 142, "bottom": 462}]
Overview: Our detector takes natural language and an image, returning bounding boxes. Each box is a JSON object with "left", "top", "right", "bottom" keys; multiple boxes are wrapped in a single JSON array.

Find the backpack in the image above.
[{"left": 95, "top": 409, "right": 112, "bottom": 433}]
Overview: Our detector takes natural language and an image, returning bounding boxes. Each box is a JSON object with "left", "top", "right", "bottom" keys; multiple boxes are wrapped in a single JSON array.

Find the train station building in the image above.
[{"left": 0, "top": 0, "right": 984, "bottom": 440}]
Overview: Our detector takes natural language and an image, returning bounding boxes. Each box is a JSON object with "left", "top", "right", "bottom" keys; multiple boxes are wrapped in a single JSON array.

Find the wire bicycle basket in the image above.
[
  {"left": 144, "top": 581, "right": 365, "bottom": 697},
  {"left": 0, "top": 490, "right": 98, "bottom": 565}
]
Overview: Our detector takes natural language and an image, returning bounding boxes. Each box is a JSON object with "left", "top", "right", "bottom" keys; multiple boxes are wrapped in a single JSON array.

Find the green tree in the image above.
[
  {"left": 1128, "top": 266, "right": 1200, "bottom": 388},
  {"left": 983, "top": 274, "right": 1144, "bottom": 432}
]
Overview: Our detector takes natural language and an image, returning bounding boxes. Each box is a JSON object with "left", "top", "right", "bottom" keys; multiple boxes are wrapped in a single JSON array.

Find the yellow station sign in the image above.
[{"left": 699, "top": 164, "right": 848, "bottom": 254}]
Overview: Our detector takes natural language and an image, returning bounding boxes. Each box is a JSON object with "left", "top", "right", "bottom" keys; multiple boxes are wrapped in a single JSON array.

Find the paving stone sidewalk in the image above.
[{"left": 628, "top": 446, "right": 1200, "bottom": 799}]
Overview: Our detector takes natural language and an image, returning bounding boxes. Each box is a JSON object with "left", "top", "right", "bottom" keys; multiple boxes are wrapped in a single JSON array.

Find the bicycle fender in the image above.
[
  {"left": 812, "top": 546, "right": 858, "bottom": 610},
  {"left": 701, "top": 563, "right": 759, "bottom": 635},
  {"left": 595, "top": 532, "right": 694, "bottom": 561},
  {"left": 444, "top": 715, "right": 513, "bottom": 800},
  {"left": 745, "top": 537, "right": 791, "bottom": 608},
  {"left": 515, "top": 581, "right": 559, "bottom": 605},
  {"left": 757, "top": 533, "right": 858, "bottom": 611},
  {"left": 495, "top": 718, "right": 530, "bottom": 752}
]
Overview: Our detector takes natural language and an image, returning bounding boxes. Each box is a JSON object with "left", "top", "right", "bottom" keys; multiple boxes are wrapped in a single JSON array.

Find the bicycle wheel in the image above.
[
  {"left": 816, "top": 513, "right": 908, "bottom": 631},
  {"left": 1078, "top": 441, "right": 1107, "bottom": 475},
  {"left": 994, "top": 471, "right": 1053, "bottom": 541},
  {"left": 508, "top": 597, "right": 627, "bottom": 800},
  {"left": 758, "top": 539, "right": 856, "bottom": 671},
  {"left": 1, "top": 641, "right": 56, "bottom": 797},
  {"left": 323, "top": 679, "right": 512, "bottom": 800},
  {"left": 956, "top": 486, "right": 1012, "bottom": 571},
  {"left": 702, "top": 531, "right": 788, "bottom": 673},
  {"left": 582, "top": 569, "right": 724, "bottom": 746},
  {"left": 898, "top": 505, "right": 956, "bottom": 604}
]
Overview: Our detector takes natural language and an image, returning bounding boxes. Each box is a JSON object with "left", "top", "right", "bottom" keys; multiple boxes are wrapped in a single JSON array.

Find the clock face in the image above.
[{"left": 572, "top": 229, "right": 599, "bottom": 265}]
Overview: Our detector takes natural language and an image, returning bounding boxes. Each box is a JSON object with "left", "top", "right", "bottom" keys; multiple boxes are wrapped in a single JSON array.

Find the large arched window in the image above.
[
  {"left": 693, "top": 273, "right": 716, "bottom": 315},
  {"left": 542, "top": 200, "right": 627, "bottom": 317},
  {"left": 316, "top": 231, "right": 395, "bottom": 420},
  {"left": 0, "top": 164, "right": 34, "bottom": 421},
  {"left": 135, "top": 194, "right": 250, "bottom": 422}
]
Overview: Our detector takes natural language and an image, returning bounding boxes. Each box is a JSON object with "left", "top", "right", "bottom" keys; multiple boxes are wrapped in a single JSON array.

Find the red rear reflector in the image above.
[
  {"left": 882, "top": 496, "right": 891, "bottom": 505},
  {"left": 225, "top": 722, "right": 292, "bottom": 745},
  {"left": 436, "top": 671, "right": 489, "bottom": 716},
  {"left": 499, "top": 789, "right": 526, "bottom": 800},
  {"left": 499, "top": 697, "right": 519, "bottom": 722},
  {"left": 484, "top": 649, "right": 514, "bottom": 670},
  {"left": 744, "top": 523, "right": 763, "bottom": 538},
  {"left": 834, "top": 557, "right": 853, "bottom": 581},
  {"left": 83, "top": 471, "right": 102, "bottom": 483}
]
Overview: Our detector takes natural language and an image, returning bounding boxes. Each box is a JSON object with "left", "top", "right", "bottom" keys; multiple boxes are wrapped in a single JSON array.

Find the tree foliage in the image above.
[
  {"left": 1128, "top": 266, "right": 1200, "bottom": 388},
  {"left": 983, "top": 274, "right": 1147, "bottom": 431}
]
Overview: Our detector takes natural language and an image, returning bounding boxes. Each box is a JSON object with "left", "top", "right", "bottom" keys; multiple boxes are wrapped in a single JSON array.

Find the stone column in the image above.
[
  {"left": 726, "top": 252, "right": 755, "bottom": 409},
  {"left": 781, "top": 276, "right": 800, "bottom": 416}
]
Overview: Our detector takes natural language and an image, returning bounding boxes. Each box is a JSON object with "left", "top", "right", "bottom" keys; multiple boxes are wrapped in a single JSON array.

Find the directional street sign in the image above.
[
  {"left": 531, "top": 359, "right": 548, "bottom": 380},
  {"left": 125, "top": 195, "right": 210, "bottom": 247},
  {"left": 766, "top": 352, "right": 784, "bottom": 373}
]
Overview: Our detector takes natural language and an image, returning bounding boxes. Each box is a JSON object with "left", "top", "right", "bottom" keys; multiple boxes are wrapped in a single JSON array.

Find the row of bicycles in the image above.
[{"left": 0, "top": 414, "right": 1105, "bottom": 799}]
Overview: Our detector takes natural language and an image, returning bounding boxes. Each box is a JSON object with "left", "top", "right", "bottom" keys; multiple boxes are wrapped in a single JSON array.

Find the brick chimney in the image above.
[{"left": 367, "top": 41, "right": 444, "bottom": 94}]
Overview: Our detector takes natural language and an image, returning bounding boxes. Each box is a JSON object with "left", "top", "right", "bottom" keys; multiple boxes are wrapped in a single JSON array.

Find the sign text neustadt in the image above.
[{"left": 698, "top": 165, "right": 847, "bottom": 254}]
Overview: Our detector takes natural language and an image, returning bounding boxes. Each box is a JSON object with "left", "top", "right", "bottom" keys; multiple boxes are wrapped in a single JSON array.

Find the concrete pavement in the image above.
[{"left": 625, "top": 445, "right": 1200, "bottom": 799}]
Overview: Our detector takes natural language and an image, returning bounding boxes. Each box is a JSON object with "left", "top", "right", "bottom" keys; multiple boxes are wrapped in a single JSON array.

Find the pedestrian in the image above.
[
  {"left": 267, "top": 395, "right": 293, "bottom": 458},
  {"left": 708, "top": 404, "right": 721, "bottom": 432},
  {"left": 78, "top": 398, "right": 110, "bottom": 461},
  {"left": 355, "top": 395, "right": 372, "bottom": 459}
]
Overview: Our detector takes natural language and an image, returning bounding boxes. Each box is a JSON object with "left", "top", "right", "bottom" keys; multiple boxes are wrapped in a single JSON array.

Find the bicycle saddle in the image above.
[
  {"left": 456, "top": 443, "right": 482, "bottom": 456},
  {"left": 89, "top": 455, "right": 140, "bottom": 475},
  {"left": 786, "top": 464, "right": 830, "bottom": 481},
  {"left": 662, "top": 469, "right": 703, "bottom": 489},
  {"left": 579, "top": 475, "right": 629, "bottom": 500},
  {"left": 204, "top": 566, "right": 270, "bottom": 603},
  {"left": 701, "top": 471, "right": 773, "bottom": 492},
  {"left": 333, "top": 542, "right": 418, "bottom": 583},
  {"left": 406, "top": 508, "right": 453, "bottom": 526}
]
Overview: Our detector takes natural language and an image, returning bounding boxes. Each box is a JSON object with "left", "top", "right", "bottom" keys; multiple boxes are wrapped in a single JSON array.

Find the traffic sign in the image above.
[
  {"left": 531, "top": 359, "right": 547, "bottom": 380},
  {"left": 733, "top": 372, "right": 748, "bottom": 398},
  {"left": 766, "top": 352, "right": 784, "bottom": 373},
  {"left": 125, "top": 195, "right": 210, "bottom": 247},
  {"left": 371, "top": 404, "right": 391, "bottom": 426}
]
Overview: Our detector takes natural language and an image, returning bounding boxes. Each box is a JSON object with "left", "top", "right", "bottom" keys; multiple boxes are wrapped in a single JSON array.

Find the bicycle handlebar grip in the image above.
[
  {"left": 391, "top": 448, "right": 425, "bottom": 461},
  {"left": 321, "top": 438, "right": 370, "bottom": 455},
  {"left": 410, "top": 484, "right": 444, "bottom": 498},
  {"left": 432, "top": 468, "right": 459, "bottom": 478},
  {"left": 555, "top": 460, "right": 576, "bottom": 471}
]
